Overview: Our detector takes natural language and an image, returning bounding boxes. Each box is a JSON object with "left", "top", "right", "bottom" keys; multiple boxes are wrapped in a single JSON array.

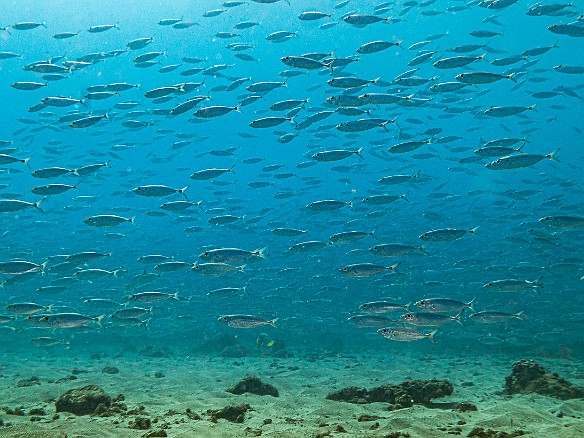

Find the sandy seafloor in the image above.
[{"left": 0, "top": 344, "right": 583, "bottom": 438}]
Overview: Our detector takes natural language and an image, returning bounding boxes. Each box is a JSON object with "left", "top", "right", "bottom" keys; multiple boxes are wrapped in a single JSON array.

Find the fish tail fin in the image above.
[
  {"left": 514, "top": 311, "right": 525, "bottom": 321},
  {"left": 547, "top": 149, "right": 560, "bottom": 162},
  {"left": 34, "top": 198, "right": 46, "bottom": 213},
  {"left": 529, "top": 103, "right": 538, "bottom": 112},
  {"left": 453, "top": 310, "right": 465, "bottom": 326},
  {"left": 141, "top": 318, "right": 152, "bottom": 329},
  {"left": 95, "top": 314, "right": 105, "bottom": 326},
  {"left": 180, "top": 185, "right": 189, "bottom": 198},
  {"left": 22, "top": 157, "right": 31, "bottom": 168},
  {"left": 128, "top": 216, "right": 136, "bottom": 225},
  {"left": 237, "top": 265, "right": 246, "bottom": 272},
  {"left": 46, "top": 304, "right": 54, "bottom": 313},
  {"left": 419, "top": 246, "right": 429, "bottom": 255},
  {"left": 469, "top": 226, "right": 479, "bottom": 234},
  {"left": 355, "top": 147, "right": 364, "bottom": 160},
  {"left": 507, "top": 72, "right": 518, "bottom": 83},
  {"left": 254, "top": 247, "right": 268, "bottom": 259},
  {"left": 467, "top": 297, "right": 476, "bottom": 313},
  {"left": 428, "top": 330, "right": 438, "bottom": 344},
  {"left": 268, "top": 318, "right": 279, "bottom": 328},
  {"left": 229, "top": 164, "right": 236, "bottom": 174},
  {"left": 401, "top": 192, "right": 410, "bottom": 203},
  {"left": 389, "top": 262, "right": 401, "bottom": 275},
  {"left": 112, "top": 268, "right": 123, "bottom": 278},
  {"left": 532, "top": 276, "right": 544, "bottom": 288}
]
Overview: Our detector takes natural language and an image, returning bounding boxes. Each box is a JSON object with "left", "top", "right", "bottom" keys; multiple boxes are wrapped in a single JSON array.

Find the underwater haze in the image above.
[{"left": 1, "top": 0, "right": 584, "bottom": 436}]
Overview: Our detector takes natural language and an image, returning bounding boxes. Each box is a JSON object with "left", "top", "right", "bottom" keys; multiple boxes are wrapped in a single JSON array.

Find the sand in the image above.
[{"left": 0, "top": 346, "right": 583, "bottom": 438}]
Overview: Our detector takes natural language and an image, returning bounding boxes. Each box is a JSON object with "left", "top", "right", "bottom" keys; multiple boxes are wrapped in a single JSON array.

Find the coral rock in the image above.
[
  {"left": 226, "top": 375, "right": 279, "bottom": 397},
  {"left": 55, "top": 385, "right": 112, "bottom": 416},
  {"left": 326, "top": 380, "right": 453, "bottom": 408},
  {"left": 504, "top": 360, "right": 584, "bottom": 400},
  {"left": 207, "top": 404, "right": 252, "bottom": 423}
]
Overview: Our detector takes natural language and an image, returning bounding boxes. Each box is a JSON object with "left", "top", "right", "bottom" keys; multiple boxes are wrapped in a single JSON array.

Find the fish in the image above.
[
  {"left": 84, "top": 215, "right": 135, "bottom": 227},
  {"left": 377, "top": 327, "right": 437, "bottom": 343},
  {"left": 539, "top": 216, "right": 584, "bottom": 228},
  {"left": 339, "top": 262, "right": 400, "bottom": 277},
  {"left": 359, "top": 301, "right": 409, "bottom": 314},
  {"left": 485, "top": 151, "right": 557, "bottom": 170},
  {"left": 419, "top": 227, "right": 478, "bottom": 242},
  {"left": 192, "top": 263, "right": 245, "bottom": 275},
  {"left": 469, "top": 311, "right": 524, "bottom": 323},
  {"left": 218, "top": 314, "right": 277, "bottom": 328},
  {"left": 38, "top": 313, "right": 104, "bottom": 329},
  {"left": 128, "top": 292, "right": 180, "bottom": 303},
  {"left": 401, "top": 312, "right": 462, "bottom": 327},
  {"left": 5, "top": 303, "right": 52, "bottom": 315},
  {"left": 369, "top": 244, "right": 427, "bottom": 257},
  {"left": 312, "top": 148, "right": 363, "bottom": 162},
  {"left": 0, "top": 199, "right": 44, "bottom": 213},
  {"left": 413, "top": 298, "right": 475, "bottom": 313},
  {"left": 133, "top": 185, "right": 189, "bottom": 198},
  {"left": 199, "top": 247, "right": 267, "bottom": 263},
  {"left": 484, "top": 278, "right": 543, "bottom": 292}
]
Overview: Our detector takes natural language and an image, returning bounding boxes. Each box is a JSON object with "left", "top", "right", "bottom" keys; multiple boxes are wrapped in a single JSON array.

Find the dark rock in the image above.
[
  {"left": 143, "top": 430, "right": 167, "bottom": 437},
  {"left": 154, "top": 372, "right": 165, "bottom": 378},
  {"left": 358, "top": 415, "right": 381, "bottom": 422},
  {"left": 94, "top": 403, "right": 109, "bottom": 415},
  {"left": 206, "top": 404, "right": 252, "bottom": 423},
  {"left": 185, "top": 408, "right": 201, "bottom": 420},
  {"left": 28, "top": 408, "right": 46, "bottom": 416},
  {"left": 384, "top": 433, "right": 411, "bottom": 438},
  {"left": 129, "top": 417, "right": 151, "bottom": 430},
  {"left": 467, "top": 427, "right": 526, "bottom": 437},
  {"left": 16, "top": 376, "right": 41, "bottom": 387},
  {"left": 55, "top": 375, "right": 77, "bottom": 383},
  {"left": 326, "top": 380, "right": 453, "bottom": 408},
  {"left": 263, "top": 418, "right": 272, "bottom": 425},
  {"left": 336, "top": 424, "right": 346, "bottom": 432},
  {"left": 453, "top": 402, "right": 478, "bottom": 412},
  {"left": 55, "top": 385, "right": 112, "bottom": 415},
  {"left": 226, "top": 375, "right": 279, "bottom": 397},
  {"left": 71, "top": 368, "right": 89, "bottom": 375},
  {"left": 3, "top": 407, "right": 26, "bottom": 416},
  {"left": 244, "top": 427, "right": 262, "bottom": 436},
  {"left": 504, "top": 360, "right": 584, "bottom": 400},
  {"left": 102, "top": 366, "right": 119, "bottom": 375}
]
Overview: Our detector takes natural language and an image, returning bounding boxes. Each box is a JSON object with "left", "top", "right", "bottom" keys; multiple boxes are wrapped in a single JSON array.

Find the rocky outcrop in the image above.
[
  {"left": 504, "top": 360, "right": 584, "bottom": 400},
  {"left": 226, "top": 375, "right": 279, "bottom": 397},
  {"left": 326, "top": 379, "right": 453, "bottom": 408},
  {"left": 55, "top": 385, "right": 112, "bottom": 415}
]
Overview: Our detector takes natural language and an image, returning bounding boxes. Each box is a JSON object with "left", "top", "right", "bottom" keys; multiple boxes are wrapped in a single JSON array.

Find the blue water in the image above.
[{"left": 1, "top": 0, "right": 584, "bottom": 415}]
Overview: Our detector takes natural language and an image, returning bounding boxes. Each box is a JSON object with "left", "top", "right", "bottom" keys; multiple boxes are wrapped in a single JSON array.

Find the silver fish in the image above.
[{"left": 218, "top": 314, "right": 277, "bottom": 328}]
